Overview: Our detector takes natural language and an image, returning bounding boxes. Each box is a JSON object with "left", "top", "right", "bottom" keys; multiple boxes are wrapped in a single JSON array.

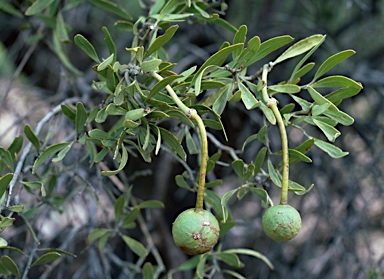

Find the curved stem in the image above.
[
  {"left": 150, "top": 71, "right": 208, "bottom": 210},
  {"left": 261, "top": 65, "right": 289, "bottom": 204}
]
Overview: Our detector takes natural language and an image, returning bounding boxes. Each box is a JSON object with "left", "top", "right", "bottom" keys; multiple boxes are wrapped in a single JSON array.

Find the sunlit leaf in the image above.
[
  {"left": 313, "top": 117, "right": 341, "bottom": 142},
  {"left": 144, "top": 25, "right": 179, "bottom": 58},
  {"left": 314, "top": 139, "right": 349, "bottom": 158}
]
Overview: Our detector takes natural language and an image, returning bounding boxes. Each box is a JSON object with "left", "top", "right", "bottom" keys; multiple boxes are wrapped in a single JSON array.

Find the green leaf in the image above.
[
  {"left": 97, "top": 53, "right": 114, "bottom": 71},
  {"left": 146, "top": 75, "right": 182, "bottom": 101},
  {"left": 313, "top": 117, "right": 341, "bottom": 142},
  {"left": 202, "top": 14, "right": 238, "bottom": 33},
  {"left": 307, "top": 86, "right": 338, "bottom": 112},
  {"left": 215, "top": 252, "right": 244, "bottom": 268},
  {"left": 0, "top": 174, "right": 13, "bottom": 200},
  {"left": 0, "top": 147, "right": 14, "bottom": 171},
  {"left": 238, "top": 81, "right": 259, "bottom": 109},
  {"left": 0, "top": 238, "right": 8, "bottom": 247},
  {"left": 312, "top": 50, "right": 355, "bottom": 81},
  {"left": 125, "top": 108, "right": 145, "bottom": 121},
  {"left": 291, "top": 62, "right": 315, "bottom": 81},
  {"left": 89, "top": 0, "right": 133, "bottom": 20},
  {"left": 166, "top": 109, "right": 194, "bottom": 127},
  {"left": 254, "top": 147, "right": 267, "bottom": 175},
  {"left": 291, "top": 95, "right": 311, "bottom": 112},
  {"left": 267, "top": 159, "right": 281, "bottom": 187},
  {"left": 221, "top": 189, "right": 238, "bottom": 207},
  {"left": 249, "top": 188, "right": 269, "bottom": 205},
  {"left": 121, "top": 235, "right": 148, "bottom": 258},
  {"left": 325, "top": 87, "right": 362, "bottom": 104},
  {"left": 1, "top": 256, "right": 19, "bottom": 277},
  {"left": 21, "top": 181, "right": 46, "bottom": 197},
  {"left": 175, "top": 175, "right": 191, "bottom": 190},
  {"left": 323, "top": 109, "right": 354, "bottom": 126},
  {"left": 244, "top": 35, "right": 294, "bottom": 67},
  {"left": 53, "top": 31, "right": 82, "bottom": 75},
  {"left": 141, "top": 58, "right": 162, "bottom": 72},
  {"left": 236, "top": 36, "right": 261, "bottom": 67},
  {"left": 52, "top": 142, "right": 73, "bottom": 162},
  {"left": 222, "top": 270, "right": 246, "bottom": 279},
  {"left": 7, "top": 136, "right": 23, "bottom": 158},
  {"left": 212, "top": 84, "right": 231, "bottom": 115},
  {"left": 75, "top": 102, "right": 87, "bottom": 135},
  {"left": 142, "top": 262, "right": 154, "bottom": 279},
  {"left": 174, "top": 255, "right": 200, "bottom": 271},
  {"left": 156, "top": 127, "right": 186, "bottom": 160},
  {"left": 192, "top": 43, "right": 244, "bottom": 84},
  {"left": 312, "top": 103, "right": 331, "bottom": 116},
  {"left": 114, "top": 196, "right": 126, "bottom": 221},
  {"left": 268, "top": 84, "right": 301, "bottom": 94},
  {"left": 33, "top": 142, "right": 71, "bottom": 172},
  {"left": 74, "top": 34, "right": 100, "bottom": 62},
  {"left": 31, "top": 252, "right": 61, "bottom": 267},
  {"left": 196, "top": 254, "right": 207, "bottom": 279},
  {"left": 232, "top": 25, "right": 247, "bottom": 59},
  {"left": 88, "top": 228, "right": 110, "bottom": 244},
  {"left": 232, "top": 160, "right": 244, "bottom": 178},
  {"left": 61, "top": 104, "right": 76, "bottom": 123},
  {"left": 260, "top": 102, "right": 276, "bottom": 124},
  {"left": 274, "top": 35, "right": 325, "bottom": 64},
  {"left": 101, "top": 145, "right": 128, "bottom": 176},
  {"left": 0, "top": 0, "right": 23, "bottom": 17},
  {"left": 56, "top": 12, "right": 69, "bottom": 43},
  {"left": 144, "top": 25, "right": 179, "bottom": 58},
  {"left": 8, "top": 205, "right": 24, "bottom": 213},
  {"left": 122, "top": 207, "right": 140, "bottom": 228},
  {"left": 25, "top": 0, "right": 55, "bottom": 15},
  {"left": 24, "top": 125, "right": 40, "bottom": 152},
  {"left": 138, "top": 200, "right": 164, "bottom": 209},
  {"left": 312, "top": 75, "right": 362, "bottom": 89},
  {"left": 185, "top": 129, "right": 198, "bottom": 155},
  {"left": 223, "top": 248, "right": 274, "bottom": 270},
  {"left": 314, "top": 139, "right": 349, "bottom": 158},
  {"left": 102, "top": 26, "right": 117, "bottom": 62}
]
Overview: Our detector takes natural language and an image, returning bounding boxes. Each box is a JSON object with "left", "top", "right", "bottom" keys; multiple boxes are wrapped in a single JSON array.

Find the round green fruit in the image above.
[
  {"left": 262, "top": 204, "right": 302, "bottom": 242},
  {"left": 172, "top": 208, "right": 220, "bottom": 255}
]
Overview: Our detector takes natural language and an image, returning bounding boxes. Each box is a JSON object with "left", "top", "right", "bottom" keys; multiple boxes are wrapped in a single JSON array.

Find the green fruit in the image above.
[
  {"left": 172, "top": 208, "right": 220, "bottom": 255},
  {"left": 262, "top": 204, "right": 301, "bottom": 242}
]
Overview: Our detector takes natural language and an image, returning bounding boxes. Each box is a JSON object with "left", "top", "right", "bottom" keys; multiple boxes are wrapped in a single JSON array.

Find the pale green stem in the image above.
[
  {"left": 150, "top": 71, "right": 208, "bottom": 210},
  {"left": 261, "top": 65, "right": 289, "bottom": 204}
]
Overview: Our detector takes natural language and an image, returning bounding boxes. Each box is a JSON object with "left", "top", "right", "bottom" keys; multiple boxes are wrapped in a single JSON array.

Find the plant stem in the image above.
[
  {"left": 150, "top": 71, "right": 208, "bottom": 210},
  {"left": 261, "top": 65, "right": 289, "bottom": 204}
]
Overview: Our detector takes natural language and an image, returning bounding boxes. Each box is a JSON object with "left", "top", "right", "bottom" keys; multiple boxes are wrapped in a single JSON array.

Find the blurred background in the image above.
[{"left": 0, "top": 0, "right": 383, "bottom": 278}]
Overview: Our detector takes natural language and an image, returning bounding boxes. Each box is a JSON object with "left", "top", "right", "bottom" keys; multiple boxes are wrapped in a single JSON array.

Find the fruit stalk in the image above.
[
  {"left": 261, "top": 65, "right": 289, "bottom": 204},
  {"left": 151, "top": 71, "right": 208, "bottom": 210}
]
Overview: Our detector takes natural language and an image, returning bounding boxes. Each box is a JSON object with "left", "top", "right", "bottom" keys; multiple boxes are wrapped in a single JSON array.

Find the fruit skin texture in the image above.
[
  {"left": 172, "top": 208, "right": 220, "bottom": 255},
  {"left": 262, "top": 204, "right": 302, "bottom": 242}
]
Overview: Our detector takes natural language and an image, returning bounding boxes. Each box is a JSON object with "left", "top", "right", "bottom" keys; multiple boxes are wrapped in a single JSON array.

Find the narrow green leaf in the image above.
[
  {"left": 0, "top": 238, "right": 8, "bottom": 247},
  {"left": 313, "top": 118, "right": 341, "bottom": 142},
  {"left": 102, "top": 26, "right": 117, "bottom": 62},
  {"left": 312, "top": 75, "right": 362, "bottom": 89},
  {"left": 97, "top": 53, "right": 114, "bottom": 71},
  {"left": 223, "top": 248, "right": 274, "bottom": 270},
  {"left": 323, "top": 109, "right": 354, "bottom": 126},
  {"left": 141, "top": 59, "right": 162, "bottom": 72},
  {"left": 146, "top": 75, "right": 182, "bottom": 101},
  {"left": 174, "top": 255, "right": 200, "bottom": 271},
  {"left": 175, "top": 175, "right": 191, "bottom": 190},
  {"left": 33, "top": 142, "right": 71, "bottom": 172},
  {"left": 52, "top": 142, "right": 73, "bottom": 162},
  {"left": 144, "top": 25, "right": 179, "bottom": 58},
  {"left": 232, "top": 159, "right": 244, "bottom": 178},
  {"left": 307, "top": 86, "right": 338, "bottom": 112},
  {"left": 7, "top": 136, "right": 23, "bottom": 158},
  {"left": 157, "top": 127, "right": 186, "bottom": 160},
  {"left": 24, "top": 125, "right": 40, "bottom": 151},
  {"left": 8, "top": 204, "right": 24, "bottom": 213},
  {"left": 25, "top": 0, "right": 55, "bottom": 15},
  {"left": 0, "top": 173, "right": 13, "bottom": 200},
  {"left": 142, "top": 262, "right": 154, "bottom": 279},
  {"left": 260, "top": 102, "right": 276, "bottom": 124},
  {"left": 0, "top": 147, "right": 14, "bottom": 171},
  {"left": 53, "top": 31, "right": 82, "bottom": 75},
  {"left": 32, "top": 252, "right": 61, "bottom": 267},
  {"left": 267, "top": 160, "right": 281, "bottom": 187},
  {"left": 121, "top": 235, "right": 148, "bottom": 257},
  {"left": 314, "top": 139, "right": 349, "bottom": 158},
  {"left": 249, "top": 188, "right": 269, "bottom": 205},
  {"left": 222, "top": 270, "right": 246, "bottom": 279},
  {"left": 114, "top": 196, "right": 126, "bottom": 220},
  {"left": 291, "top": 95, "right": 311, "bottom": 112},
  {"left": 75, "top": 102, "right": 87, "bottom": 135},
  {"left": 88, "top": 228, "right": 110, "bottom": 244},
  {"left": 185, "top": 129, "right": 198, "bottom": 155},
  {"left": 325, "top": 87, "right": 361, "bottom": 104},
  {"left": 236, "top": 36, "right": 261, "bottom": 67},
  {"left": 268, "top": 84, "right": 301, "bottom": 94},
  {"left": 166, "top": 109, "right": 194, "bottom": 127},
  {"left": 202, "top": 14, "right": 238, "bottom": 33},
  {"left": 254, "top": 147, "right": 267, "bottom": 175},
  {"left": 192, "top": 43, "right": 244, "bottom": 84},
  {"left": 89, "top": 0, "right": 133, "bottom": 20},
  {"left": 221, "top": 189, "right": 238, "bottom": 207},
  {"left": 56, "top": 12, "right": 69, "bottom": 43},
  {"left": 312, "top": 103, "right": 331, "bottom": 116},
  {"left": 232, "top": 25, "right": 247, "bottom": 59},
  {"left": 238, "top": 81, "right": 259, "bottom": 109},
  {"left": 212, "top": 84, "right": 231, "bottom": 115},
  {"left": 244, "top": 35, "right": 294, "bottom": 67},
  {"left": 274, "top": 35, "right": 325, "bottom": 64},
  {"left": 215, "top": 252, "right": 244, "bottom": 268},
  {"left": 313, "top": 50, "right": 355, "bottom": 81},
  {"left": 74, "top": 34, "right": 100, "bottom": 63},
  {"left": 138, "top": 200, "right": 164, "bottom": 209},
  {"left": 125, "top": 108, "right": 145, "bottom": 121},
  {"left": 61, "top": 104, "right": 76, "bottom": 122},
  {"left": 196, "top": 254, "right": 207, "bottom": 279},
  {"left": 101, "top": 145, "right": 128, "bottom": 176},
  {"left": 1, "top": 256, "right": 19, "bottom": 277},
  {"left": 0, "top": 1, "right": 23, "bottom": 17},
  {"left": 291, "top": 62, "right": 315, "bottom": 81}
]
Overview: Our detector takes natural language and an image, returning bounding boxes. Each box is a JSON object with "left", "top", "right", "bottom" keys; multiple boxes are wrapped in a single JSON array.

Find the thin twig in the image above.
[{"left": 5, "top": 97, "right": 81, "bottom": 207}]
